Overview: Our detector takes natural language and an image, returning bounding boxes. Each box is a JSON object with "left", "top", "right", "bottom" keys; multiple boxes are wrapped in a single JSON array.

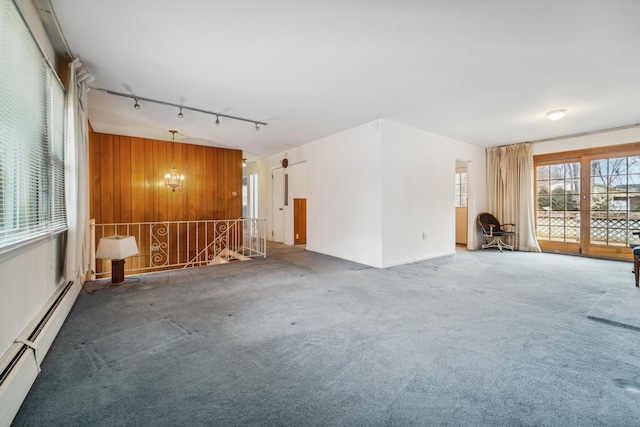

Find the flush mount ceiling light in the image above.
[{"left": 546, "top": 109, "right": 567, "bottom": 121}]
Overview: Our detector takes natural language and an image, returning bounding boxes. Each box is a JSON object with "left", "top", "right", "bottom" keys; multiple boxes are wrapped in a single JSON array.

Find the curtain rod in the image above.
[
  {"left": 526, "top": 122, "right": 640, "bottom": 144},
  {"left": 90, "top": 87, "right": 268, "bottom": 127}
]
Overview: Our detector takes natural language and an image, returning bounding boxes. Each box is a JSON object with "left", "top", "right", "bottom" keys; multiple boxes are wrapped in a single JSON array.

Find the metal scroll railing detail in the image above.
[{"left": 90, "top": 218, "right": 266, "bottom": 279}]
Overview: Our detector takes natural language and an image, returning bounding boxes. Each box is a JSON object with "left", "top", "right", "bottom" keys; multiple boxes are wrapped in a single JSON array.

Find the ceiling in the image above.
[{"left": 48, "top": 0, "right": 640, "bottom": 159}]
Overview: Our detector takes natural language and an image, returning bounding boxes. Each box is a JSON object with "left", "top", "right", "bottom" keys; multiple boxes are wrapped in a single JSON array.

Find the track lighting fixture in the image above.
[
  {"left": 94, "top": 87, "right": 267, "bottom": 130},
  {"left": 255, "top": 123, "right": 260, "bottom": 131},
  {"left": 242, "top": 158, "right": 247, "bottom": 167}
]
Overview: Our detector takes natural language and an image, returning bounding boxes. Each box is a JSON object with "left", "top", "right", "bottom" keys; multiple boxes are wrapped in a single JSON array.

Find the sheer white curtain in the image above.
[
  {"left": 486, "top": 142, "right": 540, "bottom": 252},
  {"left": 64, "top": 58, "right": 93, "bottom": 282}
]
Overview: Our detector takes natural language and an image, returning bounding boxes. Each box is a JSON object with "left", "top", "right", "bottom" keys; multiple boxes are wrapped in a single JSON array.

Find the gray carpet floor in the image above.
[{"left": 12, "top": 245, "right": 640, "bottom": 426}]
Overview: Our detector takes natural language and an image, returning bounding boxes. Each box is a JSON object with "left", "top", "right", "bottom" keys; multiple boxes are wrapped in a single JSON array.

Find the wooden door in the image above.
[
  {"left": 294, "top": 198, "right": 307, "bottom": 245},
  {"left": 455, "top": 207, "right": 467, "bottom": 244}
]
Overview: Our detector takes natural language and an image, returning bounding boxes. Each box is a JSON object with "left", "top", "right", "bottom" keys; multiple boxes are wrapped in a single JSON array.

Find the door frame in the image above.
[
  {"left": 271, "top": 168, "right": 285, "bottom": 242},
  {"left": 534, "top": 141, "right": 640, "bottom": 259}
]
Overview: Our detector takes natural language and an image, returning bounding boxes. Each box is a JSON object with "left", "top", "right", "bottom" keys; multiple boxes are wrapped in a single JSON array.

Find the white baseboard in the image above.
[
  {"left": 380, "top": 251, "right": 456, "bottom": 268},
  {"left": 0, "top": 280, "right": 81, "bottom": 427},
  {"left": 0, "top": 348, "right": 39, "bottom": 427}
]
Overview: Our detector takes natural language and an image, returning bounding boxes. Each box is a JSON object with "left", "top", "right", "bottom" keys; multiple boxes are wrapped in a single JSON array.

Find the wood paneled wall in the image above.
[{"left": 89, "top": 131, "right": 243, "bottom": 224}]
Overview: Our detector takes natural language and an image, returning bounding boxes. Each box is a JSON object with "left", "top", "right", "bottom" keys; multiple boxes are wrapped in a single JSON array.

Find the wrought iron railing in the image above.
[{"left": 90, "top": 218, "right": 266, "bottom": 279}]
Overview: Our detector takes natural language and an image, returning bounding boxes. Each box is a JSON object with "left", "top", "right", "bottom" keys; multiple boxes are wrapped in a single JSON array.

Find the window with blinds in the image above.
[{"left": 0, "top": 1, "right": 66, "bottom": 251}]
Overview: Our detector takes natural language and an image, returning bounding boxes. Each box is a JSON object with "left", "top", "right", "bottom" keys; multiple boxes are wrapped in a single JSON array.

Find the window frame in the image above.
[
  {"left": 0, "top": 0, "right": 67, "bottom": 255},
  {"left": 455, "top": 172, "right": 468, "bottom": 208}
]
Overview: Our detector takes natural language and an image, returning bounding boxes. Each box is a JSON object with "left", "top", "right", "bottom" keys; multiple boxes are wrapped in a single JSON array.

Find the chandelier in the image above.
[{"left": 165, "top": 130, "right": 184, "bottom": 192}]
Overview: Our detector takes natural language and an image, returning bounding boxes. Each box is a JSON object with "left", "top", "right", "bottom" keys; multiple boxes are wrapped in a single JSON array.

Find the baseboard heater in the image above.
[{"left": 0, "top": 280, "right": 80, "bottom": 427}]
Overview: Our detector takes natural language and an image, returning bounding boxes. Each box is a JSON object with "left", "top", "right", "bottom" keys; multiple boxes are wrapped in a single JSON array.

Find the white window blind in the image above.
[
  {"left": 0, "top": 0, "right": 67, "bottom": 251},
  {"left": 49, "top": 72, "right": 66, "bottom": 232}
]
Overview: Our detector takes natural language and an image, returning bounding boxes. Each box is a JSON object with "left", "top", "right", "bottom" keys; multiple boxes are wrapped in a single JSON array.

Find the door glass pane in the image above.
[
  {"left": 550, "top": 164, "right": 564, "bottom": 179},
  {"left": 629, "top": 174, "right": 640, "bottom": 189},
  {"left": 537, "top": 165, "right": 550, "bottom": 180},
  {"left": 567, "top": 195, "right": 580, "bottom": 211},
  {"left": 565, "top": 179, "right": 580, "bottom": 194},
  {"left": 566, "top": 163, "right": 580, "bottom": 179},
  {"left": 628, "top": 156, "right": 640, "bottom": 174},
  {"left": 590, "top": 156, "right": 640, "bottom": 246},
  {"left": 629, "top": 193, "right": 640, "bottom": 212},
  {"left": 609, "top": 157, "right": 627, "bottom": 175},
  {"left": 592, "top": 159, "right": 608, "bottom": 177},
  {"left": 536, "top": 162, "right": 580, "bottom": 243}
]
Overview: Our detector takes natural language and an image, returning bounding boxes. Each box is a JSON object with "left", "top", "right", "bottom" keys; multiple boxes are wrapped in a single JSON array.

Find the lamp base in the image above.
[{"left": 111, "top": 259, "right": 126, "bottom": 284}]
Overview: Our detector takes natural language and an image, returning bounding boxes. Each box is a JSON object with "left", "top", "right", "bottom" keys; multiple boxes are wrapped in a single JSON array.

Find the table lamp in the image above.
[{"left": 95, "top": 235, "right": 139, "bottom": 284}]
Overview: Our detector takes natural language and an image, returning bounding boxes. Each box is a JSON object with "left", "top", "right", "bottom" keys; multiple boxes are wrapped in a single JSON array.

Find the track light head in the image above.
[
  {"left": 255, "top": 123, "right": 260, "bottom": 131},
  {"left": 178, "top": 107, "right": 183, "bottom": 118},
  {"left": 215, "top": 115, "right": 220, "bottom": 126},
  {"left": 134, "top": 98, "right": 140, "bottom": 110}
]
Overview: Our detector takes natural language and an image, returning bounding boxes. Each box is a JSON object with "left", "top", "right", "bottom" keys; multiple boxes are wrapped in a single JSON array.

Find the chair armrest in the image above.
[{"left": 483, "top": 224, "right": 495, "bottom": 236}]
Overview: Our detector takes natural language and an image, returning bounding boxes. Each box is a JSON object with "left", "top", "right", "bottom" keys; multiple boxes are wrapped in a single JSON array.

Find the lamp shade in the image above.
[{"left": 95, "top": 235, "right": 139, "bottom": 260}]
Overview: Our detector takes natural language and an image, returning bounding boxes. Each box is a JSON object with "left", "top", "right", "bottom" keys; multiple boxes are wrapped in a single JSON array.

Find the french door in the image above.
[
  {"left": 534, "top": 143, "right": 640, "bottom": 260},
  {"left": 536, "top": 160, "right": 581, "bottom": 253}
]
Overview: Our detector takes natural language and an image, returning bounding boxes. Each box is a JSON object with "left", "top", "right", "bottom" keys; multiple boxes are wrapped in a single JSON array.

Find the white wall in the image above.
[
  {"left": 254, "top": 119, "right": 487, "bottom": 268},
  {"left": 254, "top": 121, "right": 383, "bottom": 266},
  {"left": 379, "top": 119, "right": 486, "bottom": 267},
  {"left": 306, "top": 121, "right": 384, "bottom": 266},
  {"left": 0, "top": 236, "right": 65, "bottom": 356},
  {"left": 533, "top": 126, "right": 640, "bottom": 156}
]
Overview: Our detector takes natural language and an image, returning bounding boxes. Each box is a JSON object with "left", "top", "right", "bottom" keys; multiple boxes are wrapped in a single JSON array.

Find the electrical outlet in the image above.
[{"left": 422, "top": 232, "right": 427, "bottom": 240}]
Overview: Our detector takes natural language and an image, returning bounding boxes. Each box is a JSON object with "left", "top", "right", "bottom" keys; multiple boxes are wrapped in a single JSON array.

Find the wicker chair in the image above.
[{"left": 477, "top": 212, "right": 515, "bottom": 252}]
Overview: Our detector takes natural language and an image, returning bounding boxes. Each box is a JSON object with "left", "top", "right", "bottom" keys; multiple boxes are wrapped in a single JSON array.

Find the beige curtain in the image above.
[
  {"left": 64, "top": 58, "right": 93, "bottom": 282},
  {"left": 486, "top": 143, "right": 540, "bottom": 252}
]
